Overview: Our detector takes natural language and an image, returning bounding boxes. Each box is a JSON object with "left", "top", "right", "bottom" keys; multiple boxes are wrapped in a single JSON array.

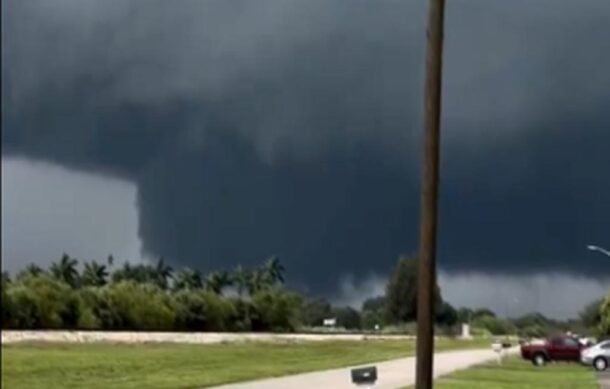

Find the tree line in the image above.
[
  {"left": 357, "top": 255, "right": 610, "bottom": 338},
  {"left": 1, "top": 253, "right": 607, "bottom": 336},
  {"left": 1, "top": 254, "right": 301, "bottom": 332}
]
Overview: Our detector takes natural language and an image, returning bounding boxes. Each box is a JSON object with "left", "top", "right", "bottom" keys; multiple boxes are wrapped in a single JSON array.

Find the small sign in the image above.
[{"left": 323, "top": 318, "right": 336, "bottom": 327}]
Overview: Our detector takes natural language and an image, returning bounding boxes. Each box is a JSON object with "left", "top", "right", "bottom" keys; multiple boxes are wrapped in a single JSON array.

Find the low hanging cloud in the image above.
[
  {"left": 2, "top": 0, "right": 610, "bottom": 296},
  {"left": 332, "top": 272, "right": 610, "bottom": 319}
]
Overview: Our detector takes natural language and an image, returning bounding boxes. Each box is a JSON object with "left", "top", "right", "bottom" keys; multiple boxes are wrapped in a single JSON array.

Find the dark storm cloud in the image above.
[{"left": 2, "top": 0, "right": 610, "bottom": 292}]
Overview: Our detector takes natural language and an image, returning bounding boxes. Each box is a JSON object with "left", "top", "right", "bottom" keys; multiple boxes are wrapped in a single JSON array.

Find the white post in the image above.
[
  {"left": 492, "top": 342, "right": 502, "bottom": 365},
  {"left": 461, "top": 323, "right": 471, "bottom": 339}
]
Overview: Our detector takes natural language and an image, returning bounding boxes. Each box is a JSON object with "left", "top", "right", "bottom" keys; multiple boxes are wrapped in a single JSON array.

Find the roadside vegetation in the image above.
[
  {"left": 434, "top": 357, "right": 597, "bottom": 389},
  {"left": 0, "top": 253, "right": 463, "bottom": 333},
  {"left": 1, "top": 253, "right": 608, "bottom": 336},
  {"left": 2, "top": 338, "right": 488, "bottom": 389}
]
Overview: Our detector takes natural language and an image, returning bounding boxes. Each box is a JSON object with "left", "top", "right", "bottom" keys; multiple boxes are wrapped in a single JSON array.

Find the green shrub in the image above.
[
  {"left": 77, "top": 308, "right": 100, "bottom": 329},
  {"left": 361, "top": 310, "right": 383, "bottom": 330},
  {"left": 2, "top": 276, "right": 14, "bottom": 327},
  {"left": 380, "top": 322, "right": 417, "bottom": 335},
  {"left": 599, "top": 294, "right": 610, "bottom": 336},
  {"left": 332, "top": 306, "right": 362, "bottom": 330},
  {"left": 87, "top": 282, "right": 175, "bottom": 331},
  {"left": 472, "top": 315, "right": 515, "bottom": 335},
  {"left": 173, "top": 290, "right": 234, "bottom": 331},
  {"left": 470, "top": 326, "right": 492, "bottom": 337},
  {"left": 5, "top": 284, "right": 39, "bottom": 328},
  {"left": 227, "top": 298, "right": 254, "bottom": 332},
  {"left": 300, "top": 298, "right": 332, "bottom": 327},
  {"left": 4, "top": 275, "right": 86, "bottom": 329},
  {"left": 519, "top": 324, "right": 546, "bottom": 338},
  {"left": 251, "top": 288, "right": 302, "bottom": 332}
]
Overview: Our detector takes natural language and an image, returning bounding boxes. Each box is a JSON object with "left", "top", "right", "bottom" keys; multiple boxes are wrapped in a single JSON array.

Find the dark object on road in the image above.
[
  {"left": 502, "top": 342, "right": 512, "bottom": 349},
  {"left": 521, "top": 335, "right": 583, "bottom": 366},
  {"left": 351, "top": 366, "right": 377, "bottom": 386}
]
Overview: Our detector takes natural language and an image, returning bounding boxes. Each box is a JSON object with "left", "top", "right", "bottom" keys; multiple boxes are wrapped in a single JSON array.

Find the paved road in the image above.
[
  {"left": 598, "top": 371, "right": 610, "bottom": 388},
  {"left": 211, "top": 348, "right": 517, "bottom": 389}
]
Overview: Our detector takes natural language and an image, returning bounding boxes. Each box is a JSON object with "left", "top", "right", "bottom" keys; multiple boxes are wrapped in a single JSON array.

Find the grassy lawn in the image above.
[
  {"left": 2, "top": 338, "right": 487, "bottom": 389},
  {"left": 434, "top": 357, "right": 597, "bottom": 389}
]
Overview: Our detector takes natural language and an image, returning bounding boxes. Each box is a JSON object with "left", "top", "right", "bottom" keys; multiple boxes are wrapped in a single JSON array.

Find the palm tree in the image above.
[
  {"left": 154, "top": 257, "right": 173, "bottom": 289},
  {"left": 17, "top": 263, "right": 45, "bottom": 279},
  {"left": 205, "top": 271, "right": 232, "bottom": 295},
  {"left": 112, "top": 262, "right": 154, "bottom": 284},
  {"left": 81, "top": 261, "right": 109, "bottom": 287},
  {"left": 232, "top": 265, "right": 252, "bottom": 297},
  {"left": 247, "top": 268, "right": 267, "bottom": 294},
  {"left": 262, "top": 256, "right": 285, "bottom": 285},
  {"left": 174, "top": 268, "right": 203, "bottom": 290},
  {"left": 50, "top": 253, "right": 79, "bottom": 287},
  {"left": 112, "top": 262, "right": 133, "bottom": 283}
]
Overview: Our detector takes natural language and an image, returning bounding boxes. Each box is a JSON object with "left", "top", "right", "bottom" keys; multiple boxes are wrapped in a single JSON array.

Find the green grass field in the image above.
[
  {"left": 434, "top": 357, "right": 598, "bottom": 389},
  {"left": 2, "top": 338, "right": 487, "bottom": 389}
]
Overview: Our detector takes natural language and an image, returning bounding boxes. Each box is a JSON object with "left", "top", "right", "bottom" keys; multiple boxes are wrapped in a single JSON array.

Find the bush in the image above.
[
  {"left": 599, "top": 294, "right": 610, "bottom": 336},
  {"left": 79, "top": 286, "right": 117, "bottom": 329},
  {"left": 472, "top": 315, "right": 515, "bottom": 335},
  {"left": 4, "top": 284, "right": 39, "bottom": 328},
  {"left": 470, "top": 326, "right": 492, "bottom": 337},
  {"left": 519, "top": 324, "right": 547, "bottom": 338},
  {"left": 4, "top": 275, "right": 88, "bottom": 329},
  {"left": 251, "top": 288, "right": 302, "bottom": 332},
  {"left": 2, "top": 276, "right": 14, "bottom": 327},
  {"left": 173, "top": 290, "right": 234, "bottom": 331},
  {"left": 436, "top": 302, "right": 458, "bottom": 327},
  {"left": 380, "top": 322, "right": 417, "bottom": 335},
  {"left": 300, "top": 298, "right": 332, "bottom": 327},
  {"left": 332, "top": 306, "right": 361, "bottom": 330},
  {"left": 298, "top": 326, "right": 352, "bottom": 334},
  {"left": 581, "top": 298, "right": 603, "bottom": 329},
  {"left": 225, "top": 298, "right": 257, "bottom": 332},
  {"left": 77, "top": 307, "right": 99, "bottom": 329},
  {"left": 88, "top": 281, "right": 175, "bottom": 331},
  {"left": 361, "top": 310, "right": 384, "bottom": 330}
]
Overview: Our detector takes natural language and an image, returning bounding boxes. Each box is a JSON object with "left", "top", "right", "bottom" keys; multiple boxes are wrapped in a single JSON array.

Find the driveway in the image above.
[
  {"left": 210, "top": 348, "right": 516, "bottom": 389},
  {"left": 598, "top": 371, "right": 610, "bottom": 389}
]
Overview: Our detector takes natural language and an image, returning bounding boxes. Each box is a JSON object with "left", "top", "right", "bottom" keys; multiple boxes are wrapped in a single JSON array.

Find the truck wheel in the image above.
[
  {"left": 532, "top": 353, "right": 546, "bottom": 366},
  {"left": 594, "top": 357, "right": 608, "bottom": 371}
]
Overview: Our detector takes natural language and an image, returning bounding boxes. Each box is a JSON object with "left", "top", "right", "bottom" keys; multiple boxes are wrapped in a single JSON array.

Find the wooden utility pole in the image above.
[{"left": 415, "top": 0, "right": 446, "bottom": 388}]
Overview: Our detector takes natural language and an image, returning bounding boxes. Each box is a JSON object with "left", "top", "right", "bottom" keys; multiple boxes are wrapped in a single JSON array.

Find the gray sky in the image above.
[{"left": 1, "top": 157, "right": 145, "bottom": 274}]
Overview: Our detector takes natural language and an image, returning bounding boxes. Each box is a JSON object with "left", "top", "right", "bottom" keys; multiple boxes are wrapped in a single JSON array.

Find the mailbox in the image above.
[
  {"left": 491, "top": 341, "right": 509, "bottom": 365},
  {"left": 351, "top": 366, "right": 377, "bottom": 386}
]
